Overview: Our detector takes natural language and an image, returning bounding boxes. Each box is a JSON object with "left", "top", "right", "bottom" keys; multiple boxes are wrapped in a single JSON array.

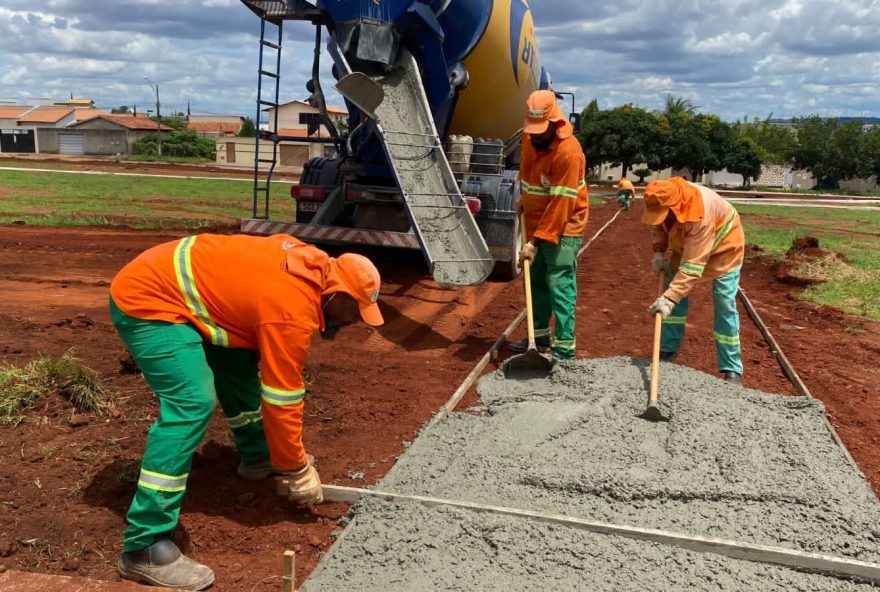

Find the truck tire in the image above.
[{"left": 491, "top": 215, "right": 522, "bottom": 280}]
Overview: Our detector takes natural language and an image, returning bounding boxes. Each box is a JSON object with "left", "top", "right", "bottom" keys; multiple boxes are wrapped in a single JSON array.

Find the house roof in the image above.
[
  {"left": 269, "top": 100, "right": 347, "bottom": 116},
  {"left": 188, "top": 115, "right": 243, "bottom": 123},
  {"left": 0, "top": 106, "right": 32, "bottom": 118},
  {"left": 72, "top": 114, "right": 174, "bottom": 131},
  {"left": 73, "top": 109, "right": 110, "bottom": 122},
  {"left": 18, "top": 107, "right": 74, "bottom": 123},
  {"left": 187, "top": 121, "right": 241, "bottom": 134}
]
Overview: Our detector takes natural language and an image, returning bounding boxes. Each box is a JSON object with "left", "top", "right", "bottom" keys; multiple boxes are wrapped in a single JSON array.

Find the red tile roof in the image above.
[
  {"left": 0, "top": 106, "right": 32, "bottom": 118},
  {"left": 187, "top": 121, "right": 241, "bottom": 134},
  {"left": 18, "top": 107, "right": 74, "bottom": 123},
  {"left": 76, "top": 115, "right": 174, "bottom": 131},
  {"left": 73, "top": 109, "right": 110, "bottom": 122}
]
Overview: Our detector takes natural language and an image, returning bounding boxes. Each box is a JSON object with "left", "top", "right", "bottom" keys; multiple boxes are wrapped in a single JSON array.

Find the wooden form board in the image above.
[{"left": 322, "top": 485, "right": 880, "bottom": 584}]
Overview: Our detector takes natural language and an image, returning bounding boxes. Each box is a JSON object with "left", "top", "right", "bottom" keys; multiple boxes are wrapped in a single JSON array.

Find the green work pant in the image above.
[
  {"left": 615, "top": 190, "right": 632, "bottom": 210},
  {"left": 660, "top": 266, "right": 743, "bottom": 375},
  {"left": 109, "top": 298, "right": 268, "bottom": 552},
  {"left": 529, "top": 236, "right": 581, "bottom": 359}
]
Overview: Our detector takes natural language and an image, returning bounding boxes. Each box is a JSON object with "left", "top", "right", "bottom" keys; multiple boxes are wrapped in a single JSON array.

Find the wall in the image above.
[
  {"left": 595, "top": 162, "right": 672, "bottom": 184},
  {"left": 216, "top": 137, "right": 330, "bottom": 172}
]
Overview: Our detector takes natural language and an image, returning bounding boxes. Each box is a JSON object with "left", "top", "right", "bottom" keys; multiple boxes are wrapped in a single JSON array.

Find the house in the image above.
[
  {"left": 37, "top": 114, "right": 173, "bottom": 155},
  {"left": 0, "top": 105, "right": 36, "bottom": 153},
  {"left": 187, "top": 114, "right": 244, "bottom": 137},
  {"left": 55, "top": 97, "right": 96, "bottom": 108},
  {"left": 217, "top": 100, "right": 346, "bottom": 171}
]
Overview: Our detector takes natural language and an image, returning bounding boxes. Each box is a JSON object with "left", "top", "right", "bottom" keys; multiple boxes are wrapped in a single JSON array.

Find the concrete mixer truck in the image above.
[{"left": 239, "top": 0, "right": 575, "bottom": 286}]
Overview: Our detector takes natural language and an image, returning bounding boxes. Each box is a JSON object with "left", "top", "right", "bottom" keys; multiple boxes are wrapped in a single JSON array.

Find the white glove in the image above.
[
  {"left": 520, "top": 241, "right": 537, "bottom": 263},
  {"left": 652, "top": 252, "right": 672, "bottom": 276},
  {"left": 649, "top": 296, "right": 676, "bottom": 319},
  {"left": 275, "top": 463, "right": 323, "bottom": 506}
]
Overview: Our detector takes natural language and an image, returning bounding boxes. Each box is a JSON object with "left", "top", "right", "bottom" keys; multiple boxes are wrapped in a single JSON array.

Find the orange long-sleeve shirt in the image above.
[
  {"left": 519, "top": 122, "right": 590, "bottom": 244},
  {"left": 111, "top": 233, "right": 329, "bottom": 471},
  {"left": 652, "top": 183, "right": 745, "bottom": 302}
]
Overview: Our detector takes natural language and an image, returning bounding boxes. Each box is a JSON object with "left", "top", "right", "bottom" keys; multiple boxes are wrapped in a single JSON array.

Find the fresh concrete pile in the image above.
[{"left": 304, "top": 357, "right": 880, "bottom": 590}]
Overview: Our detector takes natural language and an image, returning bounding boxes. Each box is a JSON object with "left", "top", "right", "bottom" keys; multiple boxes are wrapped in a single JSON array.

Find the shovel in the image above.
[
  {"left": 503, "top": 214, "right": 555, "bottom": 379},
  {"left": 643, "top": 270, "right": 669, "bottom": 421}
]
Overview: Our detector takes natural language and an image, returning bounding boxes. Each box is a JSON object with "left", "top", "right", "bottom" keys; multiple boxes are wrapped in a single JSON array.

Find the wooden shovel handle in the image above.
[
  {"left": 649, "top": 271, "right": 667, "bottom": 404},
  {"left": 519, "top": 213, "right": 537, "bottom": 350}
]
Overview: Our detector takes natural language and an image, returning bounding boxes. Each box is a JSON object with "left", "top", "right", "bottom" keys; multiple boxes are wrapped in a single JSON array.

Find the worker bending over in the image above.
[
  {"left": 615, "top": 177, "right": 635, "bottom": 210},
  {"left": 510, "top": 89, "right": 590, "bottom": 359},
  {"left": 643, "top": 177, "right": 745, "bottom": 383},
  {"left": 109, "top": 233, "right": 383, "bottom": 590}
]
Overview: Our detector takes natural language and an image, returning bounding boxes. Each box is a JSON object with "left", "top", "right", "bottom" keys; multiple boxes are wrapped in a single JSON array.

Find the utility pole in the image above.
[{"left": 143, "top": 76, "right": 162, "bottom": 158}]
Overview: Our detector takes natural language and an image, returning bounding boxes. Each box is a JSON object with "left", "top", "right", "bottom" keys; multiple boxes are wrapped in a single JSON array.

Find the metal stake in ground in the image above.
[
  {"left": 503, "top": 214, "right": 554, "bottom": 378},
  {"left": 642, "top": 270, "right": 668, "bottom": 421}
]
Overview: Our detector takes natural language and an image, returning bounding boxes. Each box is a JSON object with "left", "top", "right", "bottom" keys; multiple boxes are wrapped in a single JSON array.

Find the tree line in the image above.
[{"left": 578, "top": 95, "right": 880, "bottom": 189}]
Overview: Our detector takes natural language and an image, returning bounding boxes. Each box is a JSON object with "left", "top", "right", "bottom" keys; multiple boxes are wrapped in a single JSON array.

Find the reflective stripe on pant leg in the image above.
[
  {"left": 528, "top": 246, "right": 552, "bottom": 347},
  {"left": 204, "top": 344, "right": 268, "bottom": 465},
  {"left": 542, "top": 237, "right": 580, "bottom": 359},
  {"left": 110, "top": 298, "right": 216, "bottom": 552},
  {"left": 658, "top": 271, "right": 687, "bottom": 353},
  {"left": 713, "top": 266, "right": 744, "bottom": 374}
]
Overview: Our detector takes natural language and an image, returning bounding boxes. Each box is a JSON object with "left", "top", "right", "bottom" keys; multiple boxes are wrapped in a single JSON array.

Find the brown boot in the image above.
[{"left": 118, "top": 537, "right": 214, "bottom": 590}]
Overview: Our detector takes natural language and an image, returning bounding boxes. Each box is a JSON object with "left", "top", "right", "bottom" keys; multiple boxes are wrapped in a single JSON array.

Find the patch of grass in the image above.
[
  {"left": 739, "top": 204, "right": 880, "bottom": 320},
  {"left": 0, "top": 350, "right": 110, "bottom": 423},
  {"left": 0, "top": 169, "right": 296, "bottom": 228}
]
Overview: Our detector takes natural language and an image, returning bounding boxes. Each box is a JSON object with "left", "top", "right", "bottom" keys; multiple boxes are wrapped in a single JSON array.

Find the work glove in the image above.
[
  {"left": 519, "top": 241, "right": 537, "bottom": 263},
  {"left": 649, "top": 296, "right": 676, "bottom": 320},
  {"left": 652, "top": 252, "right": 672, "bottom": 277},
  {"left": 275, "top": 463, "right": 323, "bottom": 506},
  {"left": 514, "top": 197, "right": 524, "bottom": 214}
]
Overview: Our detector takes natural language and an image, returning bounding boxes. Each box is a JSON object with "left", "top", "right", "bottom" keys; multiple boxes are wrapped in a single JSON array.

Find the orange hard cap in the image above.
[
  {"left": 642, "top": 178, "right": 703, "bottom": 226},
  {"left": 323, "top": 253, "right": 384, "bottom": 326},
  {"left": 524, "top": 90, "right": 565, "bottom": 135},
  {"left": 616, "top": 178, "right": 634, "bottom": 191}
]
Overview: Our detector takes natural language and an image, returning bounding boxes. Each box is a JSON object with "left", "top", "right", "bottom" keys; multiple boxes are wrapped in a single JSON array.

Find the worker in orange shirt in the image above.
[
  {"left": 642, "top": 177, "right": 745, "bottom": 383},
  {"left": 108, "top": 234, "right": 383, "bottom": 590},
  {"left": 615, "top": 177, "right": 635, "bottom": 210},
  {"left": 510, "top": 90, "right": 590, "bottom": 359}
]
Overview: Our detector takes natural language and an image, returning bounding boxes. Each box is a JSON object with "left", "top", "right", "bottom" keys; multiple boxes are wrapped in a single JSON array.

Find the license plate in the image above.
[{"left": 298, "top": 201, "right": 321, "bottom": 212}]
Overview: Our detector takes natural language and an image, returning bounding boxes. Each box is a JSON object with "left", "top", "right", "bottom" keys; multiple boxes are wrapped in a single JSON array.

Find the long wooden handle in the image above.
[
  {"left": 519, "top": 213, "right": 536, "bottom": 349},
  {"left": 649, "top": 271, "right": 667, "bottom": 404}
]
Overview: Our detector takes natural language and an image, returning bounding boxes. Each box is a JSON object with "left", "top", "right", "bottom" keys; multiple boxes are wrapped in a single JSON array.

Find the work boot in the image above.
[
  {"left": 507, "top": 338, "right": 551, "bottom": 354},
  {"left": 118, "top": 537, "right": 214, "bottom": 590},
  {"left": 658, "top": 351, "right": 678, "bottom": 362},
  {"left": 722, "top": 371, "right": 742, "bottom": 385}
]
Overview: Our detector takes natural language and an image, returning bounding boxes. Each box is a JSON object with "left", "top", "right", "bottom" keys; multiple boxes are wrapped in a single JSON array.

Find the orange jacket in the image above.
[
  {"left": 519, "top": 121, "right": 590, "bottom": 244},
  {"left": 652, "top": 182, "right": 745, "bottom": 302},
  {"left": 111, "top": 234, "right": 329, "bottom": 471}
]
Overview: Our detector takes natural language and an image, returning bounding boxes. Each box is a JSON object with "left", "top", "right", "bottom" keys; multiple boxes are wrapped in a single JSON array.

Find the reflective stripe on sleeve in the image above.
[
  {"left": 261, "top": 383, "right": 306, "bottom": 406},
  {"left": 679, "top": 261, "right": 706, "bottom": 277},
  {"left": 521, "top": 180, "right": 550, "bottom": 196},
  {"left": 138, "top": 468, "right": 188, "bottom": 493},
  {"left": 173, "top": 236, "right": 230, "bottom": 347}
]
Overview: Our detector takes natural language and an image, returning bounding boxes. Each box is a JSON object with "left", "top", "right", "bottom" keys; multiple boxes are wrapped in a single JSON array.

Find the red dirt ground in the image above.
[{"left": 0, "top": 199, "right": 878, "bottom": 591}]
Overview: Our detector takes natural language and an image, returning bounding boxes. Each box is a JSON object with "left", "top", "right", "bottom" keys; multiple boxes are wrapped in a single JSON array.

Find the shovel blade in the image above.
[
  {"left": 503, "top": 349, "right": 555, "bottom": 379},
  {"left": 335, "top": 72, "right": 384, "bottom": 120},
  {"left": 641, "top": 401, "right": 667, "bottom": 422}
]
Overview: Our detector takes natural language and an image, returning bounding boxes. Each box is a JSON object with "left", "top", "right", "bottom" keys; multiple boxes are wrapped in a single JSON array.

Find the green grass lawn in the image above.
[
  {"left": 737, "top": 204, "right": 880, "bottom": 320},
  {"left": 0, "top": 169, "right": 296, "bottom": 229}
]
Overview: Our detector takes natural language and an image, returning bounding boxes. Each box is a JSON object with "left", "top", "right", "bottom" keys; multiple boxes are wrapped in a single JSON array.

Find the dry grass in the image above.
[
  {"left": 790, "top": 253, "right": 877, "bottom": 284},
  {"left": 0, "top": 349, "right": 110, "bottom": 423}
]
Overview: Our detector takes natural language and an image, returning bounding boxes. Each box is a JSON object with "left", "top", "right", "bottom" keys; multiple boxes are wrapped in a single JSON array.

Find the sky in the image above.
[{"left": 1, "top": 0, "right": 878, "bottom": 122}]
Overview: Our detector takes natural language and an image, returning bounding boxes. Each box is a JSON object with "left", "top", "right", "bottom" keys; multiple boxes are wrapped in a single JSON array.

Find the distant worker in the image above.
[
  {"left": 615, "top": 177, "right": 635, "bottom": 210},
  {"left": 642, "top": 177, "right": 745, "bottom": 383},
  {"left": 109, "top": 234, "right": 384, "bottom": 590},
  {"left": 510, "top": 89, "right": 590, "bottom": 359}
]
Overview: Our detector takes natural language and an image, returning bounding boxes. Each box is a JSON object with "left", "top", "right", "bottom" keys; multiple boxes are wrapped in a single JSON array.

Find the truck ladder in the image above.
[{"left": 250, "top": 16, "right": 283, "bottom": 219}]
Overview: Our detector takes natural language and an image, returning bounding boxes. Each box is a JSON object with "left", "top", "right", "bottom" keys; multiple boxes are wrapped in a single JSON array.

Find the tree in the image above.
[
  {"left": 632, "top": 168, "right": 652, "bottom": 183},
  {"left": 733, "top": 116, "right": 796, "bottom": 165},
  {"left": 663, "top": 94, "right": 696, "bottom": 119},
  {"left": 792, "top": 117, "right": 867, "bottom": 188},
  {"left": 726, "top": 137, "right": 763, "bottom": 188},
  {"left": 862, "top": 125, "right": 880, "bottom": 182},
  {"left": 132, "top": 130, "right": 215, "bottom": 159},
  {"left": 238, "top": 117, "right": 257, "bottom": 138},
  {"left": 111, "top": 105, "right": 131, "bottom": 114},
  {"left": 578, "top": 104, "right": 664, "bottom": 175}
]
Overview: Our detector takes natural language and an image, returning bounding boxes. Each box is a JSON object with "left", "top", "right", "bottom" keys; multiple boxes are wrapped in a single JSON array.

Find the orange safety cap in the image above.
[
  {"left": 642, "top": 178, "right": 704, "bottom": 225},
  {"left": 323, "top": 253, "right": 384, "bottom": 326},
  {"left": 523, "top": 90, "right": 565, "bottom": 135},
  {"left": 616, "top": 178, "right": 634, "bottom": 191}
]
